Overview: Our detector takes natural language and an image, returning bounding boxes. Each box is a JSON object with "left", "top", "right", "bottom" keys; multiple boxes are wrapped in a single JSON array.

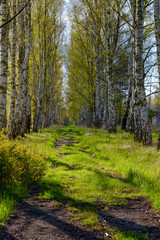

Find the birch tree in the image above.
[
  {"left": 13, "top": 0, "right": 25, "bottom": 137},
  {"left": 8, "top": 0, "right": 17, "bottom": 139},
  {"left": 154, "top": 0, "right": 160, "bottom": 149},
  {"left": 0, "top": 0, "right": 9, "bottom": 130},
  {"left": 134, "top": 0, "right": 152, "bottom": 145},
  {"left": 21, "top": 0, "right": 31, "bottom": 135},
  {"left": 32, "top": 0, "right": 64, "bottom": 131}
]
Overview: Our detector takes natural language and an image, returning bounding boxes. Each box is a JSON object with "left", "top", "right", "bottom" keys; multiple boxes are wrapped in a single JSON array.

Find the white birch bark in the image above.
[
  {"left": 108, "top": 71, "right": 116, "bottom": 133},
  {"left": 106, "top": 12, "right": 116, "bottom": 133},
  {"left": 36, "top": 51, "right": 43, "bottom": 131},
  {"left": 126, "top": 83, "right": 135, "bottom": 132},
  {"left": 26, "top": 90, "right": 31, "bottom": 133},
  {"left": 135, "top": 0, "right": 152, "bottom": 145},
  {"left": 93, "top": 0, "right": 102, "bottom": 128},
  {"left": 0, "top": 0, "right": 9, "bottom": 130},
  {"left": 154, "top": 0, "right": 160, "bottom": 87},
  {"left": 154, "top": 0, "right": 160, "bottom": 149},
  {"left": 122, "top": 49, "right": 133, "bottom": 130},
  {"left": 13, "top": 0, "right": 25, "bottom": 136},
  {"left": 8, "top": 0, "right": 17, "bottom": 139},
  {"left": 95, "top": 35, "right": 102, "bottom": 128},
  {"left": 21, "top": 0, "right": 31, "bottom": 135},
  {"left": 33, "top": 9, "right": 43, "bottom": 132}
]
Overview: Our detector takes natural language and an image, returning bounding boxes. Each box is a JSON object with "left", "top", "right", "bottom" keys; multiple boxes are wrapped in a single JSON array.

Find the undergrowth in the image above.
[{"left": 0, "top": 133, "right": 46, "bottom": 223}]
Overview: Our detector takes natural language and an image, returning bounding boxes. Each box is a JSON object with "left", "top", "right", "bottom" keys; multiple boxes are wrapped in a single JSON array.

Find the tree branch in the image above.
[{"left": 0, "top": 0, "right": 30, "bottom": 29}]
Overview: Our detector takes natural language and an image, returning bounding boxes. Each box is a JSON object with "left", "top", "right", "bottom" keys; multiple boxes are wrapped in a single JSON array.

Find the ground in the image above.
[{"left": 1, "top": 126, "right": 160, "bottom": 239}]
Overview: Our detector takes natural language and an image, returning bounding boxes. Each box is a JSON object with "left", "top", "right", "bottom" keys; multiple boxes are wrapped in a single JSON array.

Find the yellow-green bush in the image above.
[{"left": 0, "top": 140, "right": 46, "bottom": 191}]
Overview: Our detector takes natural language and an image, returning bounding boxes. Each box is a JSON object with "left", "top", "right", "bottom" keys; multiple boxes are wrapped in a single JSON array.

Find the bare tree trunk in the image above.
[
  {"left": 126, "top": 83, "right": 135, "bottom": 133},
  {"left": 0, "top": 0, "right": 9, "bottom": 130},
  {"left": 154, "top": 0, "right": 160, "bottom": 87},
  {"left": 21, "top": 0, "right": 31, "bottom": 135},
  {"left": 108, "top": 69, "right": 116, "bottom": 133},
  {"left": 102, "top": 72, "right": 108, "bottom": 129},
  {"left": 26, "top": 91, "right": 31, "bottom": 133},
  {"left": 134, "top": 89, "right": 142, "bottom": 141},
  {"left": 33, "top": 7, "right": 44, "bottom": 132},
  {"left": 8, "top": 0, "right": 16, "bottom": 139},
  {"left": 13, "top": 0, "right": 25, "bottom": 137},
  {"left": 154, "top": 0, "right": 160, "bottom": 149},
  {"left": 122, "top": 50, "right": 133, "bottom": 130},
  {"left": 107, "top": 13, "right": 116, "bottom": 133},
  {"left": 134, "top": 0, "right": 152, "bottom": 145},
  {"left": 95, "top": 37, "right": 102, "bottom": 128}
]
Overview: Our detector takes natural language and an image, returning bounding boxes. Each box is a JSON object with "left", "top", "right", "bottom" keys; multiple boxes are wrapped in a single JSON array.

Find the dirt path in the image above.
[
  {"left": 100, "top": 197, "right": 160, "bottom": 239},
  {"left": 0, "top": 191, "right": 103, "bottom": 240},
  {"left": 1, "top": 138, "right": 160, "bottom": 239}
]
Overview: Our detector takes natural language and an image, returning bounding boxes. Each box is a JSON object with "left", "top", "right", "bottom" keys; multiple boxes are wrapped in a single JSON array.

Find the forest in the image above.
[{"left": 1, "top": 0, "right": 160, "bottom": 239}]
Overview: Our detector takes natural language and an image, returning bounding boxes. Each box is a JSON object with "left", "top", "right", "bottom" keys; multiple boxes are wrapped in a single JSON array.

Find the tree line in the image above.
[
  {"left": 1, "top": 0, "right": 160, "bottom": 148},
  {"left": 66, "top": 0, "right": 160, "bottom": 147},
  {"left": 0, "top": 0, "right": 64, "bottom": 139}
]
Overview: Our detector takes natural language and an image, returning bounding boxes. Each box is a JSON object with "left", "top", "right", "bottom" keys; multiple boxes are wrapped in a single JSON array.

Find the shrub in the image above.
[{"left": 0, "top": 140, "right": 46, "bottom": 192}]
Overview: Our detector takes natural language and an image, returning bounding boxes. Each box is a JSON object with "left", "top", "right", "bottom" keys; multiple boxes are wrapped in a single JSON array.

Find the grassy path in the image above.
[{"left": 1, "top": 126, "right": 160, "bottom": 239}]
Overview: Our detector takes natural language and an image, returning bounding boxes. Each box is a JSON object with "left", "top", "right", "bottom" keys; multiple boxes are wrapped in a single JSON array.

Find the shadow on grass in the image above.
[
  {"left": 60, "top": 152, "right": 75, "bottom": 156},
  {"left": 58, "top": 127, "right": 82, "bottom": 136},
  {"left": 92, "top": 165, "right": 159, "bottom": 194},
  {"left": 118, "top": 168, "right": 160, "bottom": 193},
  {"left": 79, "top": 148, "right": 90, "bottom": 154},
  {"left": 40, "top": 180, "right": 96, "bottom": 212},
  {"left": 39, "top": 178, "right": 160, "bottom": 239},
  {"left": 53, "top": 161, "right": 81, "bottom": 170}
]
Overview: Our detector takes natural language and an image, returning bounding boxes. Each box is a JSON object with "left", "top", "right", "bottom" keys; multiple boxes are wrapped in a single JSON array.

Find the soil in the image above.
[
  {"left": 1, "top": 139, "right": 160, "bottom": 240},
  {"left": 55, "top": 139, "right": 78, "bottom": 149},
  {"left": 100, "top": 198, "right": 160, "bottom": 239}
]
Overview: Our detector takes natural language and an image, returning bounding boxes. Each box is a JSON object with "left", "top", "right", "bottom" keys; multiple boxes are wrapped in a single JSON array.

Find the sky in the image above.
[{"left": 62, "top": 0, "right": 72, "bottom": 99}]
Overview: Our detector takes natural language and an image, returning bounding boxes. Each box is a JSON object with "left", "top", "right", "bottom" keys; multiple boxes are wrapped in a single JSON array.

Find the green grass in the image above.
[{"left": 1, "top": 125, "right": 160, "bottom": 239}]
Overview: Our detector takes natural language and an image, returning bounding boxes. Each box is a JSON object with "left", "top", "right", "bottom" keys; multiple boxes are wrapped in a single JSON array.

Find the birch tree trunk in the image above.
[
  {"left": 0, "top": 0, "right": 9, "bottom": 130},
  {"left": 102, "top": 69, "right": 108, "bottom": 129},
  {"left": 107, "top": 13, "right": 116, "bottom": 133},
  {"left": 126, "top": 84, "right": 135, "bottom": 133},
  {"left": 134, "top": 0, "right": 152, "bottom": 145},
  {"left": 13, "top": 0, "right": 25, "bottom": 137},
  {"left": 33, "top": 8, "right": 43, "bottom": 132},
  {"left": 126, "top": 45, "right": 135, "bottom": 133},
  {"left": 108, "top": 70, "right": 116, "bottom": 133},
  {"left": 154, "top": 0, "right": 160, "bottom": 149},
  {"left": 8, "top": 0, "right": 17, "bottom": 139},
  {"left": 94, "top": 34, "right": 102, "bottom": 128},
  {"left": 26, "top": 91, "right": 31, "bottom": 133},
  {"left": 122, "top": 50, "right": 133, "bottom": 130},
  {"left": 154, "top": 0, "right": 160, "bottom": 87},
  {"left": 34, "top": 51, "right": 43, "bottom": 131},
  {"left": 21, "top": 0, "right": 31, "bottom": 135}
]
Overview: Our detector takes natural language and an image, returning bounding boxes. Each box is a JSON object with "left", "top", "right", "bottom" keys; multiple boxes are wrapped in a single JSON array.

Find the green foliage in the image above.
[
  {"left": 0, "top": 139, "right": 46, "bottom": 223},
  {"left": 0, "top": 140, "right": 46, "bottom": 190},
  {"left": 0, "top": 128, "right": 7, "bottom": 140}
]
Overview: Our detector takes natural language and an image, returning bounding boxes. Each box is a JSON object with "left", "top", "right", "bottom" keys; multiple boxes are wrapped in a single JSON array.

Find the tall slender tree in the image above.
[
  {"left": 8, "top": 0, "right": 17, "bottom": 139},
  {"left": 0, "top": 0, "right": 9, "bottom": 130}
]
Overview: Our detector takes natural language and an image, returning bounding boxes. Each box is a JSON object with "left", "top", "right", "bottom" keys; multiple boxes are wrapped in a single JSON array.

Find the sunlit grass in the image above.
[
  {"left": 36, "top": 125, "right": 160, "bottom": 238},
  {"left": 1, "top": 125, "right": 160, "bottom": 239},
  {"left": 0, "top": 197, "right": 15, "bottom": 223}
]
